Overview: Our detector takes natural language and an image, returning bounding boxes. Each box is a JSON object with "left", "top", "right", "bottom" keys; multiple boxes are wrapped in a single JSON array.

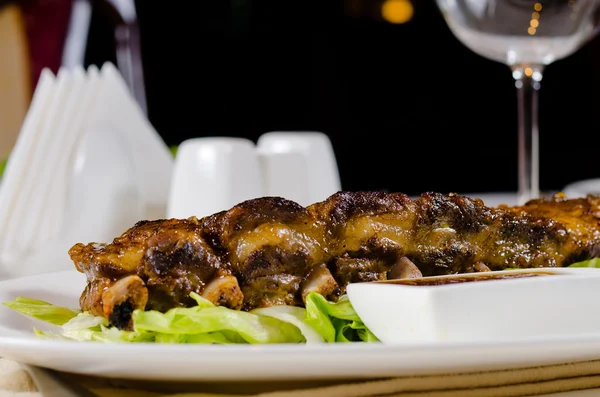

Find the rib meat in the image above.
[{"left": 69, "top": 191, "right": 600, "bottom": 329}]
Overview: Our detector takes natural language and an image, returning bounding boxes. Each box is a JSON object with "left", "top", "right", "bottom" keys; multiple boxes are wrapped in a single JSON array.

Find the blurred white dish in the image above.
[
  {"left": 562, "top": 179, "right": 600, "bottom": 198},
  {"left": 347, "top": 267, "right": 600, "bottom": 345},
  {"left": 441, "top": 192, "right": 558, "bottom": 207},
  {"left": 409, "top": 192, "right": 519, "bottom": 207},
  {"left": 463, "top": 191, "right": 519, "bottom": 207}
]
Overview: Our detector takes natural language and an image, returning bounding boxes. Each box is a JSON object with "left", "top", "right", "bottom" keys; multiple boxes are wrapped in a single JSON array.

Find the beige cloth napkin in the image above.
[{"left": 4, "top": 357, "right": 600, "bottom": 397}]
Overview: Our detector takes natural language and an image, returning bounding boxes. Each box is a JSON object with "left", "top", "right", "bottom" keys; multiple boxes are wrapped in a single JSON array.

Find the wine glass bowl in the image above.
[
  {"left": 435, "top": 0, "right": 600, "bottom": 203},
  {"left": 437, "top": 0, "right": 599, "bottom": 66}
]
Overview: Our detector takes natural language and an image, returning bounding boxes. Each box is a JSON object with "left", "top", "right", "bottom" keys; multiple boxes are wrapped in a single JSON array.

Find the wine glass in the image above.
[{"left": 434, "top": 0, "right": 600, "bottom": 204}]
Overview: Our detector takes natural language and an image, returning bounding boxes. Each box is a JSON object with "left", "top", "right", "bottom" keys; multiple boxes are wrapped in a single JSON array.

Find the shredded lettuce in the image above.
[
  {"left": 0, "top": 157, "right": 7, "bottom": 178},
  {"left": 131, "top": 293, "right": 304, "bottom": 344},
  {"left": 304, "top": 292, "right": 379, "bottom": 342},
  {"left": 3, "top": 296, "right": 79, "bottom": 325},
  {"left": 250, "top": 306, "right": 325, "bottom": 343},
  {"left": 3, "top": 291, "right": 378, "bottom": 344},
  {"left": 568, "top": 258, "right": 600, "bottom": 268}
]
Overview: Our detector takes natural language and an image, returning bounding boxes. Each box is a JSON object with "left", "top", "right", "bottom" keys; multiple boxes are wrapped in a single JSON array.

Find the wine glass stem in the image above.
[{"left": 512, "top": 65, "right": 543, "bottom": 205}]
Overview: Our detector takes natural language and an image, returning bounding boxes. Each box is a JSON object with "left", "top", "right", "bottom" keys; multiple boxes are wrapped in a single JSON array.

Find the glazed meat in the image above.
[
  {"left": 70, "top": 218, "right": 242, "bottom": 329},
  {"left": 69, "top": 191, "right": 600, "bottom": 329}
]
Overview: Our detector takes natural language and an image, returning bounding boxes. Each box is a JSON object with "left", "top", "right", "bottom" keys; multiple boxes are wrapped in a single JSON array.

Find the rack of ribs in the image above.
[{"left": 68, "top": 191, "right": 600, "bottom": 329}]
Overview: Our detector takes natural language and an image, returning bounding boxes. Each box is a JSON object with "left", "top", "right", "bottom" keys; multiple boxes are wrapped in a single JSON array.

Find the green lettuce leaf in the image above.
[
  {"left": 250, "top": 305, "right": 325, "bottom": 343},
  {"left": 568, "top": 258, "right": 600, "bottom": 268},
  {"left": 3, "top": 291, "right": 378, "bottom": 344},
  {"left": 0, "top": 157, "right": 7, "bottom": 178},
  {"left": 4, "top": 293, "right": 304, "bottom": 344},
  {"left": 132, "top": 293, "right": 304, "bottom": 344},
  {"left": 304, "top": 292, "right": 379, "bottom": 343},
  {"left": 2, "top": 296, "right": 79, "bottom": 326}
]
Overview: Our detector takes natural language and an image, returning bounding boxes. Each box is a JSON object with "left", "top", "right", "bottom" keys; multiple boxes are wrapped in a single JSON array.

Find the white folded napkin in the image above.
[{"left": 0, "top": 62, "right": 173, "bottom": 280}]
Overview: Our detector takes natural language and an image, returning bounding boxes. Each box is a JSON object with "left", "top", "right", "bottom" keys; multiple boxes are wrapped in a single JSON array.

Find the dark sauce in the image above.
[{"left": 376, "top": 271, "right": 558, "bottom": 286}]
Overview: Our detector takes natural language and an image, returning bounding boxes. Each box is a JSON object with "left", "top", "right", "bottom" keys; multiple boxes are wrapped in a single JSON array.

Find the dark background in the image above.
[{"left": 85, "top": 0, "right": 600, "bottom": 196}]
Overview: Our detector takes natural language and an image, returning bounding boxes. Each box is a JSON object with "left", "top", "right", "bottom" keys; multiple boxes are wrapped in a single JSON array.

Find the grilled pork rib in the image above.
[{"left": 69, "top": 191, "right": 600, "bottom": 329}]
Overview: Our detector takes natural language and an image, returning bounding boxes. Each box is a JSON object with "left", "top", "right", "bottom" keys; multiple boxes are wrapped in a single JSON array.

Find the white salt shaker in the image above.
[
  {"left": 167, "top": 137, "right": 264, "bottom": 219},
  {"left": 257, "top": 131, "right": 341, "bottom": 207}
]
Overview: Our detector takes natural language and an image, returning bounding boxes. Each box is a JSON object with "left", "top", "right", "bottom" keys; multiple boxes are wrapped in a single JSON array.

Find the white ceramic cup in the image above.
[
  {"left": 167, "top": 137, "right": 264, "bottom": 219},
  {"left": 257, "top": 131, "right": 341, "bottom": 207}
]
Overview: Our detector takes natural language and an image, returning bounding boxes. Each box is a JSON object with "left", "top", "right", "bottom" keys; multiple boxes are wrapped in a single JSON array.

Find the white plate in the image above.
[
  {"left": 4, "top": 270, "right": 600, "bottom": 382},
  {"left": 425, "top": 192, "right": 560, "bottom": 208},
  {"left": 462, "top": 191, "right": 520, "bottom": 207}
]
